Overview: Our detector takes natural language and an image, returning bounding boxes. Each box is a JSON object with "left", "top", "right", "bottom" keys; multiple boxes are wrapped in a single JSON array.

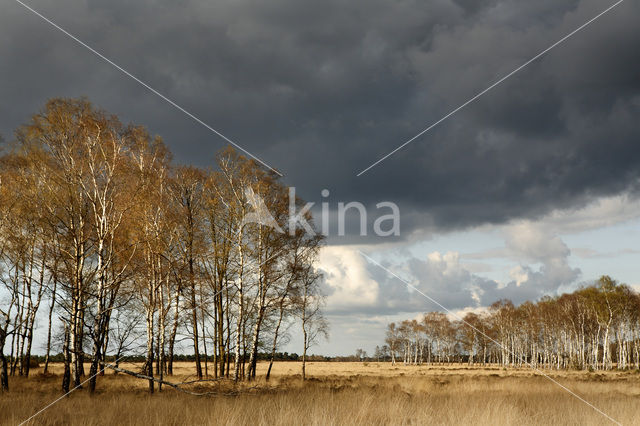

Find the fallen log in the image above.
[{"left": 104, "top": 364, "right": 254, "bottom": 396}]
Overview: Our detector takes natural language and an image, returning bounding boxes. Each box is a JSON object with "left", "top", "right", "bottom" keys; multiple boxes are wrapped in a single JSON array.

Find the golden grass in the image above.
[{"left": 2, "top": 362, "right": 639, "bottom": 425}]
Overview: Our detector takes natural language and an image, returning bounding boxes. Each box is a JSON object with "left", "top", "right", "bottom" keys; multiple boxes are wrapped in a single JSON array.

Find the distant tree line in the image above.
[
  {"left": 384, "top": 276, "right": 640, "bottom": 370},
  {"left": 0, "top": 98, "right": 328, "bottom": 393}
]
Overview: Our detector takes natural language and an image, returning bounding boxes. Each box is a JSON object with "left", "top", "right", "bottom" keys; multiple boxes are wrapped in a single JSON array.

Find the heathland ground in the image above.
[{"left": 2, "top": 362, "right": 639, "bottom": 425}]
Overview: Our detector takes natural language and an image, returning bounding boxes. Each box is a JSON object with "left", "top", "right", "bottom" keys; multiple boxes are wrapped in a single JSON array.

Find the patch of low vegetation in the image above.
[{"left": 1, "top": 362, "right": 638, "bottom": 425}]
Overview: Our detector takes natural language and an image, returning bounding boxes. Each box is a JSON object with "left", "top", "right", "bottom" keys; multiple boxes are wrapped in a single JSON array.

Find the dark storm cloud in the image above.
[{"left": 1, "top": 0, "right": 639, "bottom": 240}]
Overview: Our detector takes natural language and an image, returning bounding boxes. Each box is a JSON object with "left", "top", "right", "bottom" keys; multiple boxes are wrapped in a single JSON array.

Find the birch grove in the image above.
[
  {"left": 384, "top": 276, "right": 640, "bottom": 370},
  {"left": 0, "top": 98, "right": 326, "bottom": 393}
]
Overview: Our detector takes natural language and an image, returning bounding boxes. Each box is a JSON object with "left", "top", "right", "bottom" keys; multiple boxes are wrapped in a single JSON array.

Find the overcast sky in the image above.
[{"left": 2, "top": 0, "right": 640, "bottom": 356}]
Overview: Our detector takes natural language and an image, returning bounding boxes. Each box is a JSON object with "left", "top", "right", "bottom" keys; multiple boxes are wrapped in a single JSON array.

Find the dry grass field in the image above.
[{"left": 2, "top": 362, "right": 639, "bottom": 425}]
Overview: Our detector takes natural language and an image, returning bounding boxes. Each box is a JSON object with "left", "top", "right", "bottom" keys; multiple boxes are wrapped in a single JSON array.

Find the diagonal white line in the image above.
[
  {"left": 356, "top": 0, "right": 626, "bottom": 176},
  {"left": 12, "top": 0, "right": 283, "bottom": 177},
  {"left": 358, "top": 250, "right": 622, "bottom": 425},
  {"left": 18, "top": 355, "right": 129, "bottom": 426}
]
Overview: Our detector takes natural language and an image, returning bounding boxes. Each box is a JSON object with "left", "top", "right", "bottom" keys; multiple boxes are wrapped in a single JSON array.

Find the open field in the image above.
[{"left": 1, "top": 362, "right": 639, "bottom": 425}]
